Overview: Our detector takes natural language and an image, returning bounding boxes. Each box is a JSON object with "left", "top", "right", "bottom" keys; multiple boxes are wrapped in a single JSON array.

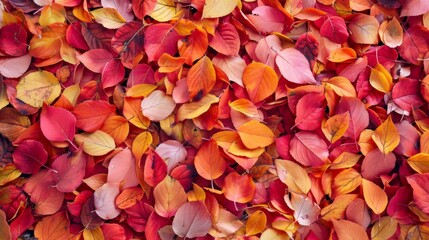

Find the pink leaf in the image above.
[
  {"left": 155, "top": 140, "right": 187, "bottom": 173},
  {"left": 141, "top": 90, "right": 176, "bottom": 121},
  {"left": 334, "top": 97, "right": 369, "bottom": 139},
  {"left": 286, "top": 193, "right": 320, "bottom": 226},
  {"left": 40, "top": 104, "right": 76, "bottom": 143},
  {"left": 51, "top": 147, "right": 86, "bottom": 192},
  {"left": 77, "top": 49, "right": 114, "bottom": 73},
  {"left": 294, "top": 93, "right": 325, "bottom": 131},
  {"left": 407, "top": 173, "right": 429, "bottom": 214},
  {"left": 172, "top": 201, "right": 212, "bottom": 238},
  {"left": 247, "top": 6, "right": 286, "bottom": 34},
  {"left": 102, "top": 60, "right": 125, "bottom": 89},
  {"left": 289, "top": 131, "right": 329, "bottom": 167},
  {"left": 107, "top": 148, "right": 139, "bottom": 188},
  {"left": 275, "top": 48, "right": 317, "bottom": 84},
  {"left": 212, "top": 55, "right": 246, "bottom": 87},
  {"left": 94, "top": 182, "right": 121, "bottom": 220},
  {"left": 320, "top": 16, "right": 349, "bottom": 44},
  {"left": 0, "top": 54, "right": 32, "bottom": 78},
  {"left": 144, "top": 23, "right": 180, "bottom": 62},
  {"left": 361, "top": 149, "right": 395, "bottom": 181},
  {"left": 392, "top": 78, "right": 424, "bottom": 113},
  {"left": 394, "top": 121, "right": 420, "bottom": 157}
]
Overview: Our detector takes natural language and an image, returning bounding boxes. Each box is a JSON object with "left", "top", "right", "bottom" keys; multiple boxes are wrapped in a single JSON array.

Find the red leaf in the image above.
[
  {"left": 394, "top": 121, "right": 420, "bottom": 157},
  {"left": 51, "top": 147, "right": 86, "bottom": 192},
  {"left": 295, "top": 32, "right": 319, "bottom": 63},
  {"left": 289, "top": 131, "right": 329, "bottom": 167},
  {"left": 209, "top": 22, "right": 240, "bottom": 56},
  {"left": 320, "top": 16, "right": 349, "bottom": 44},
  {"left": 66, "top": 22, "right": 89, "bottom": 50},
  {"left": 77, "top": 49, "right": 114, "bottom": 73},
  {"left": 407, "top": 173, "right": 429, "bottom": 214},
  {"left": 128, "top": 64, "right": 156, "bottom": 87},
  {"left": 23, "top": 169, "right": 65, "bottom": 215},
  {"left": 294, "top": 93, "right": 325, "bottom": 131},
  {"left": 172, "top": 201, "right": 212, "bottom": 238},
  {"left": 101, "top": 223, "right": 126, "bottom": 240},
  {"left": 73, "top": 100, "right": 116, "bottom": 132},
  {"left": 334, "top": 97, "right": 369, "bottom": 139},
  {"left": 9, "top": 207, "right": 34, "bottom": 239},
  {"left": 125, "top": 199, "right": 154, "bottom": 232},
  {"left": 144, "top": 149, "right": 168, "bottom": 187},
  {"left": 247, "top": 6, "right": 286, "bottom": 34},
  {"left": 392, "top": 78, "right": 424, "bottom": 113},
  {"left": 398, "top": 25, "right": 429, "bottom": 65},
  {"left": 111, "top": 21, "right": 144, "bottom": 68},
  {"left": 12, "top": 140, "right": 47, "bottom": 174},
  {"left": 361, "top": 149, "right": 396, "bottom": 181},
  {"left": 102, "top": 60, "right": 125, "bottom": 89},
  {"left": 145, "top": 211, "right": 170, "bottom": 240},
  {"left": 40, "top": 104, "right": 76, "bottom": 143},
  {"left": 144, "top": 23, "right": 180, "bottom": 62},
  {"left": 0, "top": 23, "right": 28, "bottom": 57}
]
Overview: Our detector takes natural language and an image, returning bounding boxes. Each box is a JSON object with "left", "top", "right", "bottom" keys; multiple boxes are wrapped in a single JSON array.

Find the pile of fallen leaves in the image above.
[{"left": 1, "top": 0, "right": 429, "bottom": 239}]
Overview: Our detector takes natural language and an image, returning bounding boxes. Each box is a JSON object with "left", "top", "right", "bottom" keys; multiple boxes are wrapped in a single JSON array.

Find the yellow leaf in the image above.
[
  {"left": 177, "top": 94, "right": 219, "bottom": 121},
  {"left": 16, "top": 71, "right": 61, "bottom": 108},
  {"left": 324, "top": 76, "right": 356, "bottom": 97},
  {"left": 246, "top": 210, "right": 267, "bottom": 236},
  {"left": 202, "top": 0, "right": 238, "bottom": 18},
  {"left": 408, "top": 153, "right": 429, "bottom": 173},
  {"left": 372, "top": 116, "right": 400, "bottom": 155},
  {"left": 330, "top": 152, "right": 361, "bottom": 169},
  {"left": 62, "top": 84, "right": 80, "bottom": 107},
  {"left": 260, "top": 228, "right": 290, "bottom": 240},
  {"left": 322, "top": 112, "right": 350, "bottom": 143},
  {"left": 0, "top": 165, "right": 21, "bottom": 186},
  {"left": 321, "top": 194, "right": 357, "bottom": 221},
  {"left": 362, "top": 179, "right": 388, "bottom": 215},
  {"left": 149, "top": 0, "right": 180, "bottom": 22},
  {"left": 332, "top": 168, "right": 362, "bottom": 196},
  {"left": 228, "top": 140, "right": 264, "bottom": 158},
  {"left": 371, "top": 216, "right": 398, "bottom": 240},
  {"left": 83, "top": 227, "right": 104, "bottom": 240},
  {"left": 132, "top": 131, "right": 153, "bottom": 161},
  {"left": 91, "top": 8, "right": 126, "bottom": 29},
  {"left": 75, "top": 130, "right": 116, "bottom": 156},
  {"left": 126, "top": 84, "right": 157, "bottom": 98},
  {"left": 39, "top": 4, "right": 66, "bottom": 27},
  {"left": 275, "top": 159, "right": 311, "bottom": 194},
  {"left": 123, "top": 97, "right": 151, "bottom": 129},
  {"left": 370, "top": 64, "right": 392, "bottom": 93},
  {"left": 237, "top": 120, "right": 275, "bottom": 149}
]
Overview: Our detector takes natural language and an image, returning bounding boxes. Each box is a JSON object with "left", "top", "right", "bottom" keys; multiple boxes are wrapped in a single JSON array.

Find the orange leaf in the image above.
[
  {"left": 177, "top": 94, "right": 219, "bottom": 121},
  {"left": 408, "top": 153, "right": 429, "bottom": 173},
  {"left": 34, "top": 211, "right": 75, "bottom": 239},
  {"left": 275, "top": 159, "right": 311, "bottom": 194},
  {"left": 237, "top": 120, "right": 275, "bottom": 149},
  {"left": 0, "top": 210, "right": 10, "bottom": 240},
  {"left": 194, "top": 139, "right": 226, "bottom": 182},
  {"left": 322, "top": 112, "right": 350, "bottom": 143},
  {"left": 332, "top": 219, "right": 369, "bottom": 240},
  {"left": 246, "top": 210, "right": 267, "bottom": 236},
  {"left": 243, "top": 62, "right": 278, "bottom": 103},
  {"left": 229, "top": 98, "right": 263, "bottom": 121},
  {"left": 153, "top": 176, "right": 188, "bottom": 218},
  {"left": 369, "top": 63, "right": 393, "bottom": 93},
  {"left": 158, "top": 53, "right": 186, "bottom": 73},
  {"left": 115, "top": 187, "right": 143, "bottom": 210},
  {"left": 321, "top": 194, "right": 358, "bottom": 221},
  {"left": 227, "top": 139, "right": 265, "bottom": 158},
  {"left": 362, "top": 179, "right": 388, "bottom": 215},
  {"left": 123, "top": 97, "right": 150, "bottom": 129},
  {"left": 187, "top": 56, "right": 216, "bottom": 100},
  {"left": 100, "top": 115, "right": 129, "bottom": 145},
  {"left": 330, "top": 152, "right": 361, "bottom": 169},
  {"left": 348, "top": 14, "right": 379, "bottom": 44},
  {"left": 372, "top": 115, "right": 400, "bottom": 155},
  {"left": 324, "top": 76, "right": 356, "bottom": 97},
  {"left": 222, "top": 172, "right": 255, "bottom": 205},
  {"left": 327, "top": 47, "right": 357, "bottom": 62},
  {"left": 332, "top": 168, "right": 362, "bottom": 197}
]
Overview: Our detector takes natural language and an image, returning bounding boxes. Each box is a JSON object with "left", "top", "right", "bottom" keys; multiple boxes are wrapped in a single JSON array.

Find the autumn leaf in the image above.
[
  {"left": 275, "top": 159, "right": 311, "bottom": 195},
  {"left": 372, "top": 116, "right": 400, "bottom": 155},
  {"left": 362, "top": 179, "right": 388, "bottom": 215},
  {"left": 194, "top": 139, "right": 226, "bottom": 182},
  {"left": 154, "top": 176, "right": 187, "bottom": 218},
  {"left": 222, "top": 172, "right": 256, "bottom": 206},
  {"left": 16, "top": 71, "right": 61, "bottom": 108}
]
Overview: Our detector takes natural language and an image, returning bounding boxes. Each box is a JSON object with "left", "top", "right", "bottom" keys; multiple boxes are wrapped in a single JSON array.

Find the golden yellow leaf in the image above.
[
  {"left": 202, "top": 0, "right": 238, "bottom": 18},
  {"left": 327, "top": 47, "right": 357, "bottom": 62},
  {"left": 126, "top": 84, "right": 157, "bottom": 98},
  {"left": 332, "top": 168, "right": 362, "bottom": 196},
  {"left": 177, "top": 94, "right": 219, "bottom": 121},
  {"left": 275, "top": 159, "right": 311, "bottom": 194},
  {"left": 408, "top": 153, "right": 429, "bottom": 173},
  {"left": 372, "top": 116, "right": 400, "bottom": 155},
  {"left": 149, "top": 0, "right": 181, "bottom": 22},
  {"left": 237, "top": 120, "right": 275, "bottom": 149},
  {"left": 330, "top": 152, "right": 361, "bottom": 169},
  {"left": 91, "top": 8, "right": 126, "bottom": 29},
  {"left": 371, "top": 216, "right": 398, "bottom": 240},
  {"left": 321, "top": 194, "right": 357, "bottom": 221},
  {"left": 260, "top": 228, "right": 290, "bottom": 240},
  {"left": 132, "top": 131, "right": 152, "bottom": 161},
  {"left": 75, "top": 130, "right": 116, "bottom": 156},
  {"left": 83, "top": 227, "right": 104, "bottom": 240},
  {"left": 246, "top": 210, "right": 267, "bottom": 236},
  {"left": 322, "top": 112, "right": 350, "bottom": 143},
  {"left": 362, "top": 179, "right": 388, "bottom": 215},
  {"left": 229, "top": 98, "right": 263, "bottom": 121},
  {"left": 39, "top": 4, "right": 66, "bottom": 27},
  {"left": 228, "top": 139, "right": 264, "bottom": 158},
  {"left": 370, "top": 63, "right": 393, "bottom": 93},
  {"left": 16, "top": 71, "right": 61, "bottom": 108},
  {"left": 0, "top": 83, "right": 8, "bottom": 110},
  {"left": 0, "top": 165, "right": 21, "bottom": 186}
]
